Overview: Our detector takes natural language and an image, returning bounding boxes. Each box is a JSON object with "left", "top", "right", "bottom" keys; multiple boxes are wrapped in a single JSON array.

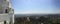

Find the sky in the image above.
[{"left": 11, "top": 0, "right": 60, "bottom": 14}]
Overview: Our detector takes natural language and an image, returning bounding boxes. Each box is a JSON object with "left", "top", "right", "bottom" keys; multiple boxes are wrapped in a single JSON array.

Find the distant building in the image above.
[
  {"left": 0, "top": 0, "right": 14, "bottom": 24},
  {"left": 26, "top": 16, "right": 30, "bottom": 21}
]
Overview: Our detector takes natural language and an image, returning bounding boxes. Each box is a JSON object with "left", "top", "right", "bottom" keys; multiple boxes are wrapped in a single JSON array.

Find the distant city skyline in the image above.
[{"left": 11, "top": 0, "right": 60, "bottom": 14}]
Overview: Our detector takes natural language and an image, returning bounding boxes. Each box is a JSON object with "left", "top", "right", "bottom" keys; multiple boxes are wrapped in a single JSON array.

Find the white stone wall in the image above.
[
  {"left": 0, "top": 22, "right": 4, "bottom": 24},
  {"left": 0, "top": 0, "right": 12, "bottom": 14},
  {"left": 0, "top": 0, "right": 4, "bottom": 14},
  {"left": 0, "top": 14, "right": 10, "bottom": 21},
  {"left": 0, "top": 0, "right": 14, "bottom": 24}
]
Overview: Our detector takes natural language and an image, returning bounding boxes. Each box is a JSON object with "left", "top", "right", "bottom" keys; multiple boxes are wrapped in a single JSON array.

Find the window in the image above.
[
  {"left": 5, "top": 9, "right": 8, "bottom": 13},
  {"left": 4, "top": 20, "right": 6, "bottom": 24}
]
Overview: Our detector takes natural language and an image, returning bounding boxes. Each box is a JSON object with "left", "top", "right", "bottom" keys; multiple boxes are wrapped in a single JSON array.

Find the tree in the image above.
[{"left": 39, "top": 16, "right": 47, "bottom": 23}]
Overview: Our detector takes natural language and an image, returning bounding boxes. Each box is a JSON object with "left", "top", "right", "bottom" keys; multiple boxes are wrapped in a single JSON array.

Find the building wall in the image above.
[
  {"left": 0, "top": 0, "right": 13, "bottom": 14},
  {"left": 0, "top": 0, "right": 4, "bottom": 14},
  {"left": 0, "top": 0, "right": 14, "bottom": 24}
]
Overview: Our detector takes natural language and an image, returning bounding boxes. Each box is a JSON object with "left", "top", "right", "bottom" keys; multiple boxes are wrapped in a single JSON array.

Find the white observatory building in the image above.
[{"left": 0, "top": 0, "right": 14, "bottom": 24}]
